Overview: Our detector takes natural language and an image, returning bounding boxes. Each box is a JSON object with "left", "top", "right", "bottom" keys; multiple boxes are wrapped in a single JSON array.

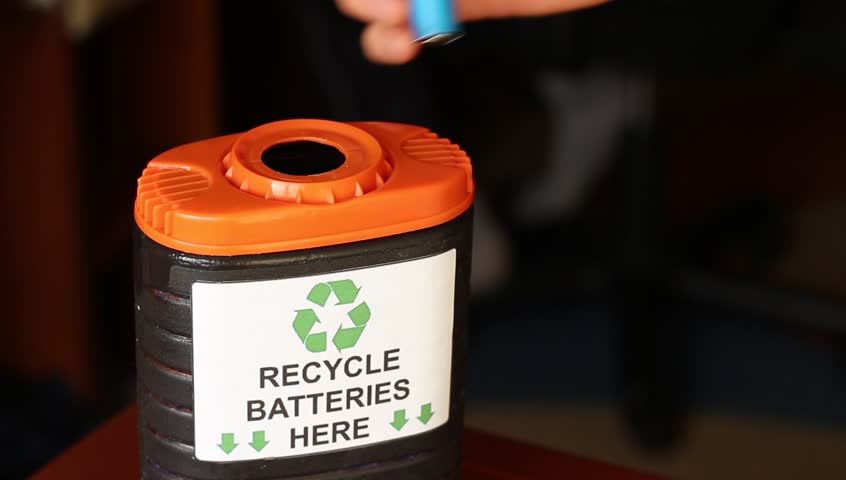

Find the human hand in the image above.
[{"left": 336, "top": 0, "right": 610, "bottom": 64}]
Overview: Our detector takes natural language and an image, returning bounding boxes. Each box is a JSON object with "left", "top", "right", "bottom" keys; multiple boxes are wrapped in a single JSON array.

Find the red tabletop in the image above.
[{"left": 31, "top": 405, "right": 663, "bottom": 479}]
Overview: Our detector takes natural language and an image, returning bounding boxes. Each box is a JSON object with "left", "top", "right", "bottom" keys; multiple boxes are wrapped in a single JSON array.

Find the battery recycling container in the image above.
[{"left": 133, "top": 119, "right": 475, "bottom": 479}]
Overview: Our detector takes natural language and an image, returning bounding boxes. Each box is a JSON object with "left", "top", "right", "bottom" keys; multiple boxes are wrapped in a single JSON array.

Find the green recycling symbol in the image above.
[{"left": 292, "top": 280, "right": 371, "bottom": 353}]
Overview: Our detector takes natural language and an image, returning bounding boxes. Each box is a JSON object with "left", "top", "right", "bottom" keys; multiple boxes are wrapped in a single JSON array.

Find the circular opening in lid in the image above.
[{"left": 261, "top": 140, "right": 346, "bottom": 176}]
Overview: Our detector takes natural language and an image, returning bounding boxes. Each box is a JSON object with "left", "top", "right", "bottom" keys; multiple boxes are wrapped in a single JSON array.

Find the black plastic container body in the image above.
[{"left": 134, "top": 209, "right": 473, "bottom": 480}]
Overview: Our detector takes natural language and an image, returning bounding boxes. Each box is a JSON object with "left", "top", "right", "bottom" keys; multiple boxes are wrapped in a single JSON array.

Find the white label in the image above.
[{"left": 192, "top": 250, "right": 456, "bottom": 462}]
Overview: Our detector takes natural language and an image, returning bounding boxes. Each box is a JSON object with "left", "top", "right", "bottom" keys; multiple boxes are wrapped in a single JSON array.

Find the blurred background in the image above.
[{"left": 2, "top": 0, "right": 846, "bottom": 478}]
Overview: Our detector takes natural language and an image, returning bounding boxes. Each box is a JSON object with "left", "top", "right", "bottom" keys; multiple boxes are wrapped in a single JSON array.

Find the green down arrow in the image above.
[
  {"left": 218, "top": 433, "right": 238, "bottom": 454},
  {"left": 418, "top": 403, "right": 434, "bottom": 424},
  {"left": 250, "top": 431, "right": 269, "bottom": 452},
  {"left": 391, "top": 409, "right": 409, "bottom": 431}
]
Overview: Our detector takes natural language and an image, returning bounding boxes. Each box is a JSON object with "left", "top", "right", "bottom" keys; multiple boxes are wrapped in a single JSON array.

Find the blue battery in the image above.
[{"left": 410, "top": 0, "right": 464, "bottom": 45}]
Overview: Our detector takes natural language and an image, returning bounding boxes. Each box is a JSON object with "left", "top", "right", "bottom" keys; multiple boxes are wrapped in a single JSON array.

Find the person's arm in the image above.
[{"left": 336, "top": 0, "right": 609, "bottom": 64}]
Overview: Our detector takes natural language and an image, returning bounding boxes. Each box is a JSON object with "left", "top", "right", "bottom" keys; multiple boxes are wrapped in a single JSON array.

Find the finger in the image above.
[
  {"left": 457, "top": 0, "right": 609, "bottom": 21},
  {"left": 336, "top": 0, "right": 407, "bottom": 25},
  {"left": 361, "top": 22, "right": 422, "bottom": 64}
]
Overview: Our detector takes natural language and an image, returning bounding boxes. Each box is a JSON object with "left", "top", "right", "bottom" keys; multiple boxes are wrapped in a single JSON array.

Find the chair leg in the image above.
[
  {"left": 616, "top": 275, "right": 686, "bottom": 452},
  {"left": 611, "top": 75, "right": 686, "bottom": 451}
]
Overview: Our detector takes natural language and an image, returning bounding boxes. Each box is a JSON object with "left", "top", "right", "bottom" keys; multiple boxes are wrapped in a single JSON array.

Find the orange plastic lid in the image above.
[{"left": 134, "top": 119, "right": 474, "bottom": 256}]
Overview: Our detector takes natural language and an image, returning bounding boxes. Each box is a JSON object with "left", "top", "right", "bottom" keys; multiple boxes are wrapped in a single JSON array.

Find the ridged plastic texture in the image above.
[
  {"left": 402, "top": 131, "right": 473, "bottom": 192},
  {"left": 136, "top": 168, "right": 210, "bottom": 236}
]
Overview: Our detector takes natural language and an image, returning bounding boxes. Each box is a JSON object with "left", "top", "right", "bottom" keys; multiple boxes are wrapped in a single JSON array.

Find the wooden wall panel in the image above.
[{"left": 0, "top": 6, "right": 90, "bottom": 397}]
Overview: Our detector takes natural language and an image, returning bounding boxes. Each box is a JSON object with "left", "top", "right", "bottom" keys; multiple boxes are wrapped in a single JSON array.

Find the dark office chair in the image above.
[{"left": 226, "top": 0, "right": 843, "bottom": 452}]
